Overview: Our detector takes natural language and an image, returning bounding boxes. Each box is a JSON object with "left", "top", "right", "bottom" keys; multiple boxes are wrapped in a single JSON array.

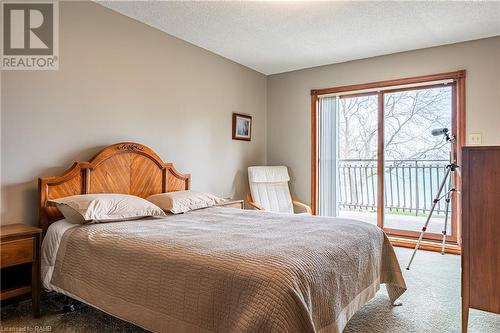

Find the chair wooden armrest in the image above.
[
  {"left": 292, "top": 199, "right": 312, "bottom": 214},
  {"left": 245, "top": 192, "right": 265, "bottom": 211}
]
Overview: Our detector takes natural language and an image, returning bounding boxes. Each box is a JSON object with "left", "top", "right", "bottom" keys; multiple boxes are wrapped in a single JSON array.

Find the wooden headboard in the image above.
[{"left": 38, "top": 142, "right": 190, "bottom": 233}]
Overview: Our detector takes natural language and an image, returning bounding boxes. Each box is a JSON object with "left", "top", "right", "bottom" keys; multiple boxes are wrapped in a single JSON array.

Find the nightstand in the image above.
[
  {"left": 0, "top": 224, "right": 42, "bottom": 317},
  {"left": 217, "top": 199, "right": 244, "bottom": 209}
]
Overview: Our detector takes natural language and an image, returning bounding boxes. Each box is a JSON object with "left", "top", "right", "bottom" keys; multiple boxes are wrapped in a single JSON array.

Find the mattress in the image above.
[
  {"left": 41, "top": 219, "right": 76, "bottom": 292},
  {"left": 43, "top": 207, "right": 406, "bottom": 333}
]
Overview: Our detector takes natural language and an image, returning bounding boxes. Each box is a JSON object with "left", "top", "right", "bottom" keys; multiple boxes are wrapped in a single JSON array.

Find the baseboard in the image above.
[{"left": 389, "top": 236, "right": 461, "bottom": 255}]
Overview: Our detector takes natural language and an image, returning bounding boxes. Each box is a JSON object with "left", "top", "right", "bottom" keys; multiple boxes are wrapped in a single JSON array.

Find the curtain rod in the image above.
[{"left": 317, "top": 79, "right": 454, "bottom": 99}]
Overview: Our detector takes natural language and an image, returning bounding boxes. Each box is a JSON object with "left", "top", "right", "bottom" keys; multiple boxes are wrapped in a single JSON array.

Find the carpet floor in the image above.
[{"left": 1, "top": 247, "right": 499, "bottom": 332}]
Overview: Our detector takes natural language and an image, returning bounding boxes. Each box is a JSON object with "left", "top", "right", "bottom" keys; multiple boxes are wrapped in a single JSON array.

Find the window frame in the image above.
[{"left": 311, "top": 70, "right": 466, "bottom": 246}]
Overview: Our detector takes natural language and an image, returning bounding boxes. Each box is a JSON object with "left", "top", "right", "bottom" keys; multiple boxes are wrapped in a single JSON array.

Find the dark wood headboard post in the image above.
[{"left": 38, "top": 142, "right": 190, "bottom": 235}]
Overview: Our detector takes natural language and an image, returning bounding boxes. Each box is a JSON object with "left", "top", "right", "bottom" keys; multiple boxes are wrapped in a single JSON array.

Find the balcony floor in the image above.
[{"left": 338, "top": 210, "right": 450, "bottom": 234}]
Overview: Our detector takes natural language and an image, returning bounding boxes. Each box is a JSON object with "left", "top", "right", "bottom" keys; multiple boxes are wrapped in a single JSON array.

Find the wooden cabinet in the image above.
[
  {"left": 461, "top": 146, "right": 500, "bottom": 333},
  {"left": 0, "top": 224, "right": 42, "bottom": 317}
]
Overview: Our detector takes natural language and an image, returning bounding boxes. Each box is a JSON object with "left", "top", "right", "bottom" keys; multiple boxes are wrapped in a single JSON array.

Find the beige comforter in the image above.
[{"left": 51, "top": 207, "right": 406, "bottom": 333}]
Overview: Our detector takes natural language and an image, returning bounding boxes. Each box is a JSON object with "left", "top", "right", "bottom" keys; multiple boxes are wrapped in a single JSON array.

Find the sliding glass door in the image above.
[
  {"left": 383, "top": 86, "right": 453, "bottom": 240},
  {"left": 316, "top": 79, "right": 458, "bottom": 242},
  {"left": 336, "top": 94, "right": 379, "bottom": 225}
]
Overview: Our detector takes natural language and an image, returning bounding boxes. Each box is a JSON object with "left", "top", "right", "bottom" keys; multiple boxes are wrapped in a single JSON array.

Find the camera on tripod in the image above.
[{"left": 406, "top": 128, "right": 458, "bottom": 270}]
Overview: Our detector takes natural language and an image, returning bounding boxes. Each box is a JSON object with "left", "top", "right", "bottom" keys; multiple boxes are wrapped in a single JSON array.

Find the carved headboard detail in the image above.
[{"left": 38, "top": 142, "right": 190, "bottom": 233}]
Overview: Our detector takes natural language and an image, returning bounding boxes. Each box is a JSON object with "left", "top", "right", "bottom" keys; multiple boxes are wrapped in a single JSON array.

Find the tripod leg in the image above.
[
  {"left": 441, "top": 176, "right": 453, "bottom": 255},
  {"left": 406, "top": 168, "right": 451, "bottom": 270}
]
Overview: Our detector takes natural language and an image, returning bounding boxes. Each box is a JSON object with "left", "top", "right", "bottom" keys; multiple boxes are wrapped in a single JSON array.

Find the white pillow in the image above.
[
  {"left": 48, "top": 194, "right": 166, "bottom": 224},
  {"left": 146, "top": 190, "right": 223, "bottom": 214}
]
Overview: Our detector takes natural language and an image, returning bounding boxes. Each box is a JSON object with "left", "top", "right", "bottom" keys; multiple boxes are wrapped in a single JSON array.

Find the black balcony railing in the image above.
[{"left": 338, "top": 159, "right": 449, "bottom": 215}]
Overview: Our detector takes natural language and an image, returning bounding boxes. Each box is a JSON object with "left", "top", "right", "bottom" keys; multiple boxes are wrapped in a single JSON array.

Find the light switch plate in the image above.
[{"left": 469, "top": 133, "right": 482, "bottom": 145}]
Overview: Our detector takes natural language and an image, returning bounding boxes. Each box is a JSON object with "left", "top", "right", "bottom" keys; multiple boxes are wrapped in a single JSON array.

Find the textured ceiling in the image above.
[{"left": 97, "top": 1, "right": 500, "bottom": 75}]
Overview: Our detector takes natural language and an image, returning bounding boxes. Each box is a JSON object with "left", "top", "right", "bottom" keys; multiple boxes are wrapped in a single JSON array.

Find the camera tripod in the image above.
[{"left": 406, "top": 131, "right": 457, "bottom": 270}]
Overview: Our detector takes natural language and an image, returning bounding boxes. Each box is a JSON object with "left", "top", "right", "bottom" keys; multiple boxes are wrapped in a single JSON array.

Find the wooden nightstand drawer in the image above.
[
  {"left": 1, "top": 238, "right": 35, "bottom": 268},
  {"left": 217, "top": 200, "right": 244, "bottom": 209},
  {"left": 0, "top": 224, "right": 42, "bottom": 317}
]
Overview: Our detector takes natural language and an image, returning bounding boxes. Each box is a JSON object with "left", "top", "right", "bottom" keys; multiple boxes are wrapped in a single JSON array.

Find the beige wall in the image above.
[
  {"left": 1, "top": 2, "right": 267, "bottom": 225},
  {"left": 267, "top": 37, "right": 500, "bottom": 205},
  {"left": 2, "top": 2, "right": 499, "bottom": 225}
]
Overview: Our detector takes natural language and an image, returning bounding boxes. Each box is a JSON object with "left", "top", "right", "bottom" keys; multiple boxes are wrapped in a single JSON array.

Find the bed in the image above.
[{"left": 39, "top": 142, "right": 406, "bottom": 333}]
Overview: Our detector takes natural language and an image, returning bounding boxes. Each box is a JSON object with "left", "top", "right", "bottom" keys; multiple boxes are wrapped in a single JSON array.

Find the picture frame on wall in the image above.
[{"left": 232, "top": 113, "right": 252, "bottom": 141}]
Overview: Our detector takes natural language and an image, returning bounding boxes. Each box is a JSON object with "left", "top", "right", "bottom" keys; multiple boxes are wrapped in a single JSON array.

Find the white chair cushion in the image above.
[
  {"left": 248, "top": 166, "right": 293, "bottom": 214},
  {"left": 248, "top": 166, "right": 290, "bottom": 183}
]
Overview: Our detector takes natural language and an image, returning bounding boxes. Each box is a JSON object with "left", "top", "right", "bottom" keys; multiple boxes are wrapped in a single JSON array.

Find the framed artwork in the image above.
[{"left": 232, "top": 113, "right": 252, "bottom": 141}]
